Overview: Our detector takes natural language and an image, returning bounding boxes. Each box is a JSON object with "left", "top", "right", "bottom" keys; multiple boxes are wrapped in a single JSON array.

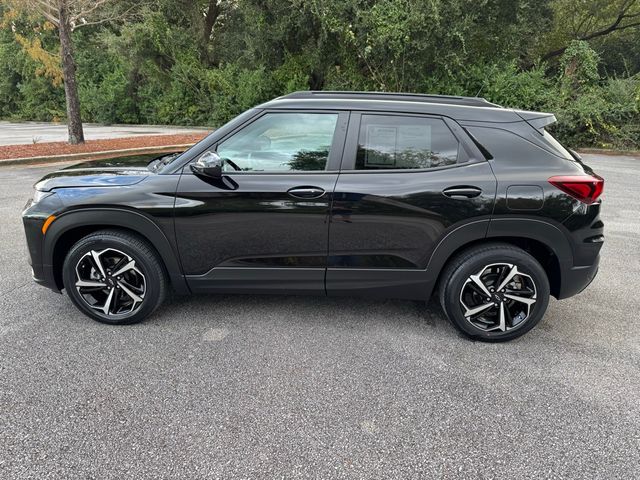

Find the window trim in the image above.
[
  {"left": 184, "top": 109, "right": 349, "bottom": 175},
  {"left": 338, "top": 111, "right": 484, "bottom": 173}
]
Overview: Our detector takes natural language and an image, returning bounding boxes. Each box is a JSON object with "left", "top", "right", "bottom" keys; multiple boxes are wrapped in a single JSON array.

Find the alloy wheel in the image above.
[
  {"left": 74, "top": 248, "right": 146, "bottom": 317},
  {"left": 459, "top": 262, "right": 537, "bottom": 332}
]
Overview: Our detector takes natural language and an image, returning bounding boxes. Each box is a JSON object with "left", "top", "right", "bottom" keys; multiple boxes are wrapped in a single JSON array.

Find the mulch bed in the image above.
[{"left": 0, "top": 133, "right": 209, "bottom": 160}]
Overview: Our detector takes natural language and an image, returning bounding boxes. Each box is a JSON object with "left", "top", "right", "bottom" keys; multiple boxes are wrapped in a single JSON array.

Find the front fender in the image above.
[{"left": 42, "top": 207, "right": 189, "bottom": 294}]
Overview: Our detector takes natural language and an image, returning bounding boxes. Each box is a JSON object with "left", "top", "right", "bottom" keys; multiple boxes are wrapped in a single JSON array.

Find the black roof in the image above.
[{"left": 258, "top": 91, "right": 553, "bottom": 124}]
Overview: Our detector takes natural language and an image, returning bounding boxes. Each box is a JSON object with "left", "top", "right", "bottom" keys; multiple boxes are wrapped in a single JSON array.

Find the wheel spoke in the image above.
[
  {"left": 111, "top": 259, "right": 136, "bottom": 278},
  {"left": 112, "top": 288, "right": 126, "bottom": 314},
  {"left": 504, "top": 302, "right": 514, "bottom": 328},
  {"left": 495, "top": 265, "right": 518, "bottom": 292},
  {"left": 90, "top": 250, "right": 106, "bottom": 278},
  {"left": 505, "top": 285, "right": 534, "bottom": 294},
  {"left": 496, "top": 302, "right": 506, "bottom": 331},
  {"left": 467, "top": 282, "right": 486, "bottom": 297},
  {"left": 118, "top": 281, "right": 143, "bottom": 304},
  {"left": 110, "top": 255, "right": 128, "bottom": 274},
  {"left": 469, "top": 273, "right": 492, "bottom": 297},
  {"left": 76, "top": 279, "right": 107, "bottom": 288},
  {"left": 504, "top": 293, "right": 536, "bottom": 306},
  {"left": 464, "top": 302, "right": 494, "bottom": 318},
  {"left": 101, "top": 288, "right": 115, "bottom": 315}
]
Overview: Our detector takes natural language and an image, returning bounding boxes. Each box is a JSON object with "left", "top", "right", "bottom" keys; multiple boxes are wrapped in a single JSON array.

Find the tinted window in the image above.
[
  {"left": 217, "top": 113, "right": 338, "bottom": 172},
  {"left": 541, "top": 129, "right": 574, "bottom": 160},
  {"left": 466, "top": 126, "right": 557, "bottom": 164},
  {"left": 355, "top": 115, "right": 459, "bottom": 170}
]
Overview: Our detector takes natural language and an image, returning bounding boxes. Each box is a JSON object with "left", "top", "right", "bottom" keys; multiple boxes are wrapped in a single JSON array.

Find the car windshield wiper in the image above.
[{"left": 147, "top": 153, "right": 181, "bottom": 173}]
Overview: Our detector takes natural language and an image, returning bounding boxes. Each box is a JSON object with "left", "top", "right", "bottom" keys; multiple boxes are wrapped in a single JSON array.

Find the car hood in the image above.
[{"left": 34, "top": 153, "right": 169, "bottom": 192}]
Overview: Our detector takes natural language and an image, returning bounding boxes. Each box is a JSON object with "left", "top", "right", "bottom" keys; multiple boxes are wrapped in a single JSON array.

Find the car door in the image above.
[
  {"left": 327, "top": 111, "right": 497, "bottom": 300},
  {"left": 175, "top": 110, "right": 349, "bottom": 294}
]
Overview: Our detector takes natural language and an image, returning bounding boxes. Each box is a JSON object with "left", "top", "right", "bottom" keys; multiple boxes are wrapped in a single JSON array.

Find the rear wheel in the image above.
[
  {"left": 439, "top": 243, "right": 550, "bottom": 341},
  {"left": 62, "top": 230, "right": 167, "bottom": 325}
]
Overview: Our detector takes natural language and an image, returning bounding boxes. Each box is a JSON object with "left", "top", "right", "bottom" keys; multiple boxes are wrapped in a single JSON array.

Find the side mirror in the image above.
[{"left": 191, "top": 151, "right": 223, "bottom": 179}]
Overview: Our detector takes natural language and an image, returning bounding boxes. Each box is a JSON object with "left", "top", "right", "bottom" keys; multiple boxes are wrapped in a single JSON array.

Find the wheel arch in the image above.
[
  {"left": 427, "top": 218, "right": 571, "bottom": 299},
  {"left": 44, "top": 208, "right": 189, "bottom": 294}
]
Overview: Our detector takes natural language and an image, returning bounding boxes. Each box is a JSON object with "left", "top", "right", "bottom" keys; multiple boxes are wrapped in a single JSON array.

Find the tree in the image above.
[
  {"left": 541, "top": 0, "right": 640, "bottom": 61},
  {"left": 3, "top": 0, "right": 125, "bottom": 144},
  {"left": 201, "top": 0, "right": 222, "bottom": 64}
]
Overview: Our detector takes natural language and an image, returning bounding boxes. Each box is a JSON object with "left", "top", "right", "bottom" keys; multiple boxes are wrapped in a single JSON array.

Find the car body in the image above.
[{"left": 22, "top": 91, "right": 604, "bottom": 340}]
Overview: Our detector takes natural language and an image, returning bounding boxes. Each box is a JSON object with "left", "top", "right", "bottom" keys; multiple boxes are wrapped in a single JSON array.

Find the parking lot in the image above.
[
  {"left": 0, "top": 153, "right": 638, "bottom": 478},
  {"left": 0, "top": 122, "right": 207, "bottom": 146}
]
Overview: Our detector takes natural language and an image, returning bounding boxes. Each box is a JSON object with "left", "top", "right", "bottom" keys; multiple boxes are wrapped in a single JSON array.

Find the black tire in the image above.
[
  {"left": 438, "top": 243, "right": 550, "bottom": 342},
  {"left": 62, "top": 229, "right": 168, "bottom": 325}
]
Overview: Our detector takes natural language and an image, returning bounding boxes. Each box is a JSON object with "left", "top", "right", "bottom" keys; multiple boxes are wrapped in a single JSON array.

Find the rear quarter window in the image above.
[
  {"left": 541, "top": 129, "right": 574, "bottom": 160},
  {"left": 465, "top": 126, "right": 566, "bottom": 164}
]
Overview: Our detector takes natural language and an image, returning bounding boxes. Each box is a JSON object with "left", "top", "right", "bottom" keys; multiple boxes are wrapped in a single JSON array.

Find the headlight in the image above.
[{"left": 32, "top": 190, "right": 53, "bottom": 205}]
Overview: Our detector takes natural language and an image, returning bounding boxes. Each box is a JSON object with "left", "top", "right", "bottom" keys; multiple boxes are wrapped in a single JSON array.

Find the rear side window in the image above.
[{"left": 355, "top": 115, "right": 459, "bottom": 170}]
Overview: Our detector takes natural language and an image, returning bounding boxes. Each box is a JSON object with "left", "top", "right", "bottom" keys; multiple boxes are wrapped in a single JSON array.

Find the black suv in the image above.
[{"left": 23, "top": 91, "right": 604, "bottom": 341}]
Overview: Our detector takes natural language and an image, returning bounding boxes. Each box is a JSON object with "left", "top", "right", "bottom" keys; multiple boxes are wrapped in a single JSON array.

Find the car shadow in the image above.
[{"left": 157, "top": 291, "right": 453, "bottom": 335}]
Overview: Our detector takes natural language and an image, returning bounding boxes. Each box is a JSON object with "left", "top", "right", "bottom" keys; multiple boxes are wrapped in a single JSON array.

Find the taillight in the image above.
[{"left": 548, "top": 174, "right": 604, "bottom": 204}]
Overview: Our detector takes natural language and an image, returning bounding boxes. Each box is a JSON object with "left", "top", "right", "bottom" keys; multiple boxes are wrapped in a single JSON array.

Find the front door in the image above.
[
  {"left": 175, "top": 110, "right": 348, "bottom": 294},
  {"left": 327, "top": 112, "right": 497, "bottom": 299}
]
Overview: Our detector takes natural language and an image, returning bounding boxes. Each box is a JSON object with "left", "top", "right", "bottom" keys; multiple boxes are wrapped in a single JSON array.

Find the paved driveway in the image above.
[
  {"left": 0, "top": 154, "right": 638, "bottom": 478},
  {"left": 0, "top": 122, "right": 207, "bottom": 145}
]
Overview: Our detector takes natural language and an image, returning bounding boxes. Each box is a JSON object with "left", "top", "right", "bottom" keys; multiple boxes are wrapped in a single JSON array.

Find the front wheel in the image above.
[
  {"left": 62, "top": 230, "right": 168, "bottom": 325},
  {"left": 438, "top": 243, "right": 550, "bottom": 342}
]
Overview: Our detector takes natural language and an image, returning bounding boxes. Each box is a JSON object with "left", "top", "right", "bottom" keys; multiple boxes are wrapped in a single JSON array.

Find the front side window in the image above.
[
  {"left": 217, "top": 112, "right": 338, "bottom": 172},
  {"left": 356, "top": 115, "right": 459, "bottom": 170}
]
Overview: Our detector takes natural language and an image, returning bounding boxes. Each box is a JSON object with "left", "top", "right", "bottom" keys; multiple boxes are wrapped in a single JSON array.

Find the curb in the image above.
[
  {"left": 0, "top": 120, "right": 211, "bottom": 131},
  {"left": 577, "top": 148, "right": 640, "bottom": 157},
  {"left": 0, "top": 144, "right": 192, "bottom": 167}
]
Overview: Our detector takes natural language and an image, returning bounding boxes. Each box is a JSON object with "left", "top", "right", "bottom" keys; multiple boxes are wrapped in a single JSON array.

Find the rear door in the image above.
[
  {"left": 327, "top": 111, "right": 497, "bottom": 299},
  {"left": 175, "top": 110, "right": 348, "bottom": 294}
]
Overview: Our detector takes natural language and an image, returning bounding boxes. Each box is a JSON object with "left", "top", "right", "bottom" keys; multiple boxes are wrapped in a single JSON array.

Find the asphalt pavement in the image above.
[
  {"left": 0, "top": 122, "right": 207, "bottom": 146},
  {"left": 0, "top": 154, "right": 638, "bottom": 479}
]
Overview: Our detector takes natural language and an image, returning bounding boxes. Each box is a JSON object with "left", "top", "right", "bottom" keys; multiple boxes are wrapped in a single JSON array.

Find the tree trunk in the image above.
[
  {"left": 58, "top": 2, "right": 84, "bottom": 145},
  {"left": 201, "top": 0, "right": 220, "bottom": 65}
]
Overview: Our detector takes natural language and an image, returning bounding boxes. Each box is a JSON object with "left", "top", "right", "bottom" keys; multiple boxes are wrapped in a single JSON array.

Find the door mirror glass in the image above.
[{"left": 191, "top": 151, "right": 223, "bottom": 179}]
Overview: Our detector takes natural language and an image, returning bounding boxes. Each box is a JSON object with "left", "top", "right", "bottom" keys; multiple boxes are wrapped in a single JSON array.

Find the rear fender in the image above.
[
  {"left": 486, "top": 217, "right": 573, "bottom": 267},
  {"left": 426, "top": 217, "right": 574, "bottom": 299}
]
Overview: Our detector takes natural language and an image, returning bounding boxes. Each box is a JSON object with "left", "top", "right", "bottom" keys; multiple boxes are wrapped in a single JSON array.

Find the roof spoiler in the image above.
[{"left": 514, "top": 109, "right": 557, "bottom": 134}]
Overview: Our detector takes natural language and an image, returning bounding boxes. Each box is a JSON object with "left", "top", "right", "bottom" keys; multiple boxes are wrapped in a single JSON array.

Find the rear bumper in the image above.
[
  {"left": 557, "top": 199, "right": 603, "bottom": 299},
  {"left": 557, "top": 254, "right": 600, "bottom": 299}
]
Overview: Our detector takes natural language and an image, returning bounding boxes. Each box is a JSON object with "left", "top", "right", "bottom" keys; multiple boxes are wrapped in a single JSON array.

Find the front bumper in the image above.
[{"left": 22, "top": 193, "right": 63, "bottom": 292}]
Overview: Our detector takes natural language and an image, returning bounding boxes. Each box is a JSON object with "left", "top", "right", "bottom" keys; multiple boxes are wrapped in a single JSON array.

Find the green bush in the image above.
[
  {"left": 552, "top": 76, "right": 640, "bottom": 148},
  {"left": 0, "top": 2, "right": 638, "bottom": 150}
]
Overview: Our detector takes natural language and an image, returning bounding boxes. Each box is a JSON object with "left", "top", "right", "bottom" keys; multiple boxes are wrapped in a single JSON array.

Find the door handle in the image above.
[
  {"left": 442, "top": 186, "right": 482, "bottom": 199},
  {"left": 287, "top": 186, "right": 326, "bottom": 199}
]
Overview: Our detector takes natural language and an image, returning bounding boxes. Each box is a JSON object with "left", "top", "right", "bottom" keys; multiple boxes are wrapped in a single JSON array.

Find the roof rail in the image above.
[{"left": 279, "top": 91, "right": 501, "bottom": 108}]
